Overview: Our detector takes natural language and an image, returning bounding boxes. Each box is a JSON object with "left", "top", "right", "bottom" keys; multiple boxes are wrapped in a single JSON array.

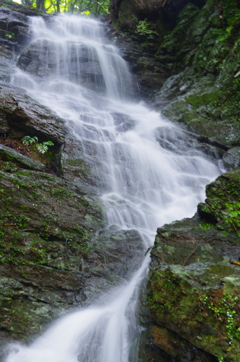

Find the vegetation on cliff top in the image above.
[{"left": 11, "top": 0, "right": 110, "bottom": 14}]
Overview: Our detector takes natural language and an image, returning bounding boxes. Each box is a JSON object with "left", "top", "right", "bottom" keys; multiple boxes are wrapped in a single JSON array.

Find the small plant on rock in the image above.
[
  {"left": 36, "top": 141, "right": 54, "bottom": 154},
  {"left": 136, "top": 19, "right": 157, "bottom": 39},
  {"left": 21, "top": 136, "right": 38, "bottom": 145},
  {"left": 5, "top": 32, "right": 15, "bottom": 39},
  {"left": 22, "top": 136, "right": 54, "bottom": 154}
]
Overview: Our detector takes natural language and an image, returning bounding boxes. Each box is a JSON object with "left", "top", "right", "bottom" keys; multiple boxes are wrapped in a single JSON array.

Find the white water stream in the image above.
[{"left": 5, "top": 15, "right": 221, "bottom": 361}]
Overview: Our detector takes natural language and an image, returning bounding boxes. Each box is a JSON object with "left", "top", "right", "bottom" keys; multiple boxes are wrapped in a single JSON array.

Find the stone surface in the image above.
[
  {"left": 18, "top": 40, "right": 107, "bottom": 93},
  {"left": 223, "top": 148, "right": 240, "bottom": 171},
  {"left": 113, "top": 0, "right": 240, "bottom": 155},
  {"left": 0, "top": 84, "right": 66, "bottom": 145},
  {"left": 0, "top": 1, "right": 38, "bottom": 85},
  {"left": 0, "top": 143, "right": 45, "bottom": 170},
  {"left": 145, "top": 170, "right": 240, "bottom": 361}
]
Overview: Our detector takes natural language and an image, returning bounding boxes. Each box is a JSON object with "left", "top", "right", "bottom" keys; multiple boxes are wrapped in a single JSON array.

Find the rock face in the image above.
[
  {"left": 110, "top": 0, "right": 205, "bottom": 23},
  {"left": 17, "top": 40, "right": 107, "bottom": 93},
  {"left": 114, "top": 0, "right": 240, "bottom": 152},
  {"left": 143, "top": 172, "right": 240, "bottom": 361},
  {"left": 0, "top": 84, "right": 66, "bottom": 144},
  {"left": 0, "top": 2, "right": 37, "bottom": 83}
]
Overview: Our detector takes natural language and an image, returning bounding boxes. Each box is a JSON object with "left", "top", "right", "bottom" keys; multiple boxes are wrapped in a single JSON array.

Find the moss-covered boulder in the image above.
[
  {"left": 0, "top": 143, "right": 45, "bottom": 171},
  {"left": 198, "top": 171, "right": 240, "bottom": 236},
  {"left": 145, "top": 170, "right": 240, "bottom": 361}
]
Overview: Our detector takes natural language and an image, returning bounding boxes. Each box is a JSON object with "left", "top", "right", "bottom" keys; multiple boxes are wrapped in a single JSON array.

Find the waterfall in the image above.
[{"left": 5, "top": 14, "right": 221, "bottom": 362}]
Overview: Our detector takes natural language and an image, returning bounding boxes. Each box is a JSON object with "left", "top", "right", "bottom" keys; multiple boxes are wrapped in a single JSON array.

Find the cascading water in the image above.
[{"left": 5, "top": 14, "right": 221, "bottom": 362}]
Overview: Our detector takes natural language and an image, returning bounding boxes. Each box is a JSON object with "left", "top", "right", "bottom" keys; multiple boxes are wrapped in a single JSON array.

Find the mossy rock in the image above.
[
  {"left": 128, "top": 0, "right": 240, "bottom": 149},
  {"left": 146, "top": 170, "right": 240, "bottom": 360},
  {"left": 198, "top": 170, "right": 240, "bottom": 236},
  {"left": 0, "top": 159, "right": 145, "bottom": 355}
]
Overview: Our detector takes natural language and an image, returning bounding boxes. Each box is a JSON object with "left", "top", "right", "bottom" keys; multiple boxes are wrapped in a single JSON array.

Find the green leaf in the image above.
[
  {"left": 21, "top": 136, "right": 38, "bottom": 145},
  {"left": 42, "top": 141, "right": 54, "bottom": 147},
  {"left": 36, "top": 143, "right": 48, "bottom": 154}
]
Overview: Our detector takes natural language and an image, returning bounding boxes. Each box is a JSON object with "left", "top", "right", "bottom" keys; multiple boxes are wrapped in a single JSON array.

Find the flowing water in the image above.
[{"left": 5, "top": 14, "right": 221, "bottom": 362}]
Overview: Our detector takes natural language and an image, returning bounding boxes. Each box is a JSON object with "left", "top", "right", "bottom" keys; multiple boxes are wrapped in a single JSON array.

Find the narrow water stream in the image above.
[{"left": 5, "top": 14, "right": 221, "bottom": 362}]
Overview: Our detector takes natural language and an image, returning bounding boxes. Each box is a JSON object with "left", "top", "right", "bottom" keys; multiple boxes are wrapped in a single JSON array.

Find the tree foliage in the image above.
[{"left": 21, "top": 0, "right": 110, "bottom": 15}]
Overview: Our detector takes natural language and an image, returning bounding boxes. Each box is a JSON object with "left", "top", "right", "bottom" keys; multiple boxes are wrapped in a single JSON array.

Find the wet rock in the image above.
[
  {"left": 145, "top": 170, "right": 240, "bottom": 361},
  {"left": 113, "top": 112, "right": 136, "bottom": 132},
  {"left": 0, "top": 165, "right": 144, "bottom": 354},
  {"left": 223, "top": 148, "right": 240, "bottom": 171},
  {"left": 0, "top": 84, "right": 66, "bottom": 145},
  {"left": 146, "top": 220, "right": 240, "bottom": 360},
  {"left": 60, "top": 133, "right": 99, "bottom": 189},
  {"left": 17, "top": 39, "right": 107, "bottom": 93},
  {"left": 0, "top": 109, "right": 9, "bottom": 134},
  {"left": 198, "top": 170, "right": 240, "bottom": 233},
  {"left": 0, "top": 143, "right": 45, "bottom": 171},
  {"left": 0, "top": 6, "right": 32, "bottom": 64}
]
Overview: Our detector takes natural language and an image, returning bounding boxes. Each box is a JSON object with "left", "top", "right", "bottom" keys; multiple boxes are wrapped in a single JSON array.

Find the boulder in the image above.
[
  {"left": 0, "top": 143, "right": 45, "bottom": 170},
  {"left": 223, "top": 148, "right": 240, "bottom": 171},
  {"left": 0, "top": 84, "right": 66, "bottom": 145},
  {"left": 145, "top": 170, "right": 240, "bottom": 361}
]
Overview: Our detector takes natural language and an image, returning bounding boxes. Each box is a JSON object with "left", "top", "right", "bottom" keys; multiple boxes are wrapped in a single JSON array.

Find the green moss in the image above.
[
  {"left": 0, "top": 166, "right": 105, "bottom": 273},
  {"left": 198, "top": 171, "right": 240, "bottom": 237},
  {"left": 151, "top": 0, "right": 240, "bottom": 146},
  {"left": 147, "top": 267, "right": 240, "bottom": 360},
  {"left": 186, "top": 90, "right": 222, "bottom": 107},
  {"left": 66, "top": 158, "right": 85, "bottom": 166},
  {"left": 117, "top": 0, "right": 138, "bottom": 30}
]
